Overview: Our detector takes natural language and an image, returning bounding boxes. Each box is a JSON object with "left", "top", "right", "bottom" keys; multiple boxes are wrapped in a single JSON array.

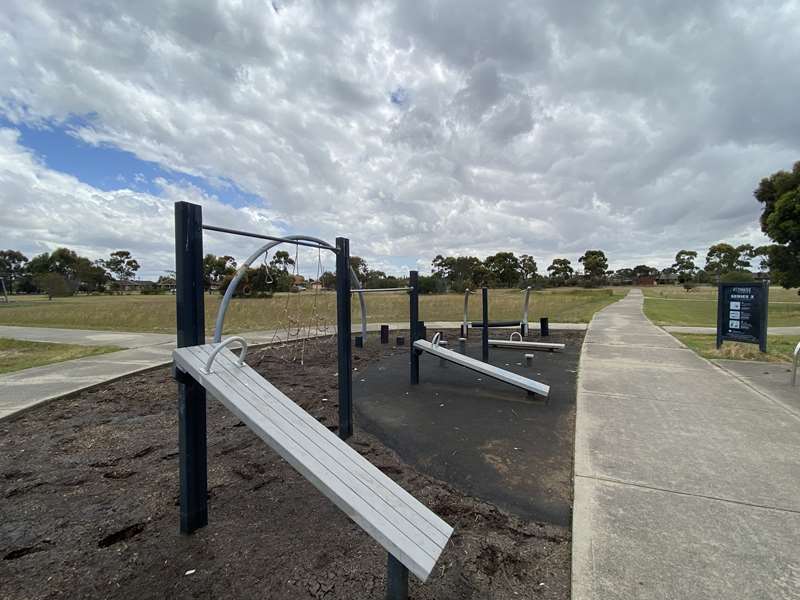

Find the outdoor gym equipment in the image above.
[
  {"left": 409, "top": 273, "right": 550, "bottom": 398},
  {"left": 172, "top": 202, "right": 452, "bottom": 599},
  {"left": 463, "top": 286, "right": 532, "bottom": 337},
  {"left": 0, "top": 277, "right": 8, "bottom": 303},
  {"left": 489, "top": 331, "right": 565, "bottom": 352}
]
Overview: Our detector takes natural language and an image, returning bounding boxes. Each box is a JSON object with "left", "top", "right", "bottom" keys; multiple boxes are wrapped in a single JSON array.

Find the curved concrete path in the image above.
[{"left": 573, "top": 289, "right": 800, "bottom": 599}]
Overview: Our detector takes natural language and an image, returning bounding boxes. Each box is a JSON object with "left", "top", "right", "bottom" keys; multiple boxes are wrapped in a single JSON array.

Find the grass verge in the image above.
[
  {"left": 672, "top": 333, "right": 799, "bottom": 363},
  {"left": 0, "top": 288, "right": 624, "bottom": 334},
  {"left": 644, "top": 298, "right": 800, "bottom": 327},
  {"left": 0, "top": 338, "right": 123, "bottom": 374}
]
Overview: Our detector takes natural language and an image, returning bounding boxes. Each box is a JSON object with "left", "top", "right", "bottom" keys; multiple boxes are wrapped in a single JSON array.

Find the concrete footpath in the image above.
[
  {"left": 573, "top": 289, "right": 800, "bottom": 599},
  {"left": 0, "top": 325, "right": 174, "bottom": 348}
]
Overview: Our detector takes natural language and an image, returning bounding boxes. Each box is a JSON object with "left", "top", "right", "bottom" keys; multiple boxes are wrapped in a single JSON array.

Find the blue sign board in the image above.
[{"left": 716, "top": 282, "right": 769, "bottom": 352}]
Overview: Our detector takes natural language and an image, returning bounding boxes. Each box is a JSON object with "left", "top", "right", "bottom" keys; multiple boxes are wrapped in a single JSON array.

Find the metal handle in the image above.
[
  {"left": 205, "top": 336, "right": 249, "bottom": 374},
  {"left": 510, "top": 331, "right": 522, "bottom": 342},
  {"left": 431, "top": 332, "right": 442, "bottom": 347}
]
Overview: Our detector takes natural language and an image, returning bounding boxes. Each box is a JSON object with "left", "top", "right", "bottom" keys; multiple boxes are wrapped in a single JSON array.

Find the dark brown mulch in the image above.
[{"left": 0, "top": 333, "right": 571, "bottom": 600}]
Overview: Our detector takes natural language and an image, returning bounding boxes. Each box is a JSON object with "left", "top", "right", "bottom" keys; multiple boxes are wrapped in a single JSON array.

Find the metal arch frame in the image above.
[{"left": 212, "top": 235, "right": 367, "bottom": 343}]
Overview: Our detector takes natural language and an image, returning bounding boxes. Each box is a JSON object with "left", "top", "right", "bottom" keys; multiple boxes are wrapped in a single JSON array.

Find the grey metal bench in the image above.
[
  {"left": 413, "top": 337, "right": 550, "bottom": 397},
  {"left": 173, "top": 338, "right": 453, "bottom": 594}
]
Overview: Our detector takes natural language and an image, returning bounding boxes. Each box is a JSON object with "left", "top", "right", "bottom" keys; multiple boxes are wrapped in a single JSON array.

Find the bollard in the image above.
[
  {"left": 540, "top": 317, "right": 549, "bottom": 337},
  {"left": 396, "top": 336, "right": 405, "bottom": 346},
  {"left": 525, "top": 353, "right": 534, "bottom": 366},
  {"left": 380, "top": 324, "right": 389, "bottom": 344},
  {"left": 459, "top": 337, "right": 466, "bottom": 353},
  {"left": 354, "top": 335, "right": 363, "bottom": 348},
  {"left": 419, "top": 321, "right": 427, "bottom": 341}
]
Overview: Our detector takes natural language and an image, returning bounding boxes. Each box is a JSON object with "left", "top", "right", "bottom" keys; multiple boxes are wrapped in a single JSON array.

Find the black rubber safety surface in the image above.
[{"left": 354, "top": 329, "right": 583, "bottom": 526}]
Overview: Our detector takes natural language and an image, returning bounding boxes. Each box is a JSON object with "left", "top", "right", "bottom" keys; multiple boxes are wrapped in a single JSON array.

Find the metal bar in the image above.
[
  {"left": 482, "top": 287, "right": 489, "bottom": 363},
  {"left": 386, "top": 553, "right": 409, "bottom": 600},
  {"left": 522, "top": 287, "right": 531, "bottom": 336},
  {"left": 336, "top": 237, "right": 353, "bottom": 440},
  {"left": 793, "top": 342, "right": 800, "bottom": 386},
  {"left": 410, "top": 271, "right": 420, "bottom": 385},
  {"left": 175, "top": 201, "right": 208, "bottom": 534},
  {"left": 463, "top": 288, "right": 472, "bottom": 338},
  {"left": 540, "top": 317, "right": 549, "bottom": 337},
  {"left": 470, "top": 320, "right": 521, "bottom": 328},
  {"left": 202, "top": 224, "right": 335, "bottom": 251},
  {"left": 351, "top": 287, "right": 411, "bottom": 293},
  {"left": 716, "top": 282, "right": 723, "bottom": 349}
]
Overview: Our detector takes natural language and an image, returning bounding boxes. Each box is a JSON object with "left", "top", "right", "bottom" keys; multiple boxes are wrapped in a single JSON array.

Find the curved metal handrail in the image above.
[
  {"left": 509, "top": 331, "right": 522, "bottom": 342},
  {"left": 213, "top": 235, "right": 366, "bottom": 343},
  {"left": 205, "top": 336, "right": 249, "bottom": 374},
  {"left": 431, "top": 332, "right": 442, "bottom": 347}
]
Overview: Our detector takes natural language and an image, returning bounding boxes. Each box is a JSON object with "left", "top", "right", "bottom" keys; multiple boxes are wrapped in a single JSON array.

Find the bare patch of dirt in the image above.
[{"left": 0, "top": 332, "right": 571, "bottom": 599}]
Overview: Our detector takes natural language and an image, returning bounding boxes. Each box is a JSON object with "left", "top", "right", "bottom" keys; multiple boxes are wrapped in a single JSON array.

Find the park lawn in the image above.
[
  {"left": 641, "top": 285, "right": 800, "bottom": 303},
  {"left": 0, "top": 288, "right": 624, "bottom": 334},
  {"left": 0, "top": 338, "right": 123, "bottom": 374},
  {"left": 643, "top": 297, "right": 800, "bottom": 327},
  {"left": 673, "top": 333, "right": 799, "bottom": 363}
]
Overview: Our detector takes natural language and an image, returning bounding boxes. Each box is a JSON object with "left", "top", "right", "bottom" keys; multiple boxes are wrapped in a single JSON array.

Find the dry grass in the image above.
[
  {"left": 0, "top": 338, "right": 122, "bottom": 374},
  {"left": 0, "top": 288, "right": 625, "bottom": 334},
  {"left": 673, "top": 334, "right": 800, "bottom": 363},
  {"left": 644, "top": 297, "right": 800, "bottom": 327},
  {"left": 641, "top": 285, "right": 800, "bottom": 303}
]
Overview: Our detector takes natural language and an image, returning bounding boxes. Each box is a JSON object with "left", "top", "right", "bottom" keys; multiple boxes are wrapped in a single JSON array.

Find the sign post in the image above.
[{"left": 716, "top": 281, "right": 769, "bottom": 353}]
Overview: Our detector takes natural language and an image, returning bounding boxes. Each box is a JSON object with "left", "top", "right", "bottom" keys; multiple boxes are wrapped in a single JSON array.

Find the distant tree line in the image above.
[{"left": 0, "top": 248, "right": 141, "bottom": 298}]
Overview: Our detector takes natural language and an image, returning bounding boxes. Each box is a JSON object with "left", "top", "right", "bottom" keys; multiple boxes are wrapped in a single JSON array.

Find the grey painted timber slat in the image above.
[
  {"left": 413, "top": 339, "right": 550, "bottom": 397},
  {"left": 182, "top": 346, "right": 445, "bottom": 564},
  {"left": 195, "top": 345, "right": 451, "bottom": 547},
  {"left": 173, "top": 345, "right": 452, "bottom": 581},
  {"left": 488, "top": 339, "right": 565, "bottom": 351}
]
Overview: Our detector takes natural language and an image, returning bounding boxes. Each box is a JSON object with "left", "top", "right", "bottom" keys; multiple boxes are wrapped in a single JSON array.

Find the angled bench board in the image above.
[
  {"left": 173, "top": 344, "right": 453, "bottom": 581},
  {"left": 488, "top": 339, "right": 565, "bottom": 351},
  {"left": 413, "top": 339, "right": 550, "bottom": 397}
]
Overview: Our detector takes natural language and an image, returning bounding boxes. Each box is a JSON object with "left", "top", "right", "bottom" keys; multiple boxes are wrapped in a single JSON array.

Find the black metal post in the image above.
[
  {"left": 336, "top": 237, "right": 353, "bottom": 440},
  {"left": 386, "top": 553, "right": 409, "bottom": 600},
  {"left": 354, "top": 335, "right": 363, "bottom": 348},
  {"left": 540, "top": 317, "right": 549, "bottom": 337},
  {"left": 175, "top": 201, "right": 208, "bottom": 534},
  {"left": 481, "top": 287, "right": 489, "bottom": 362},
  {"left": 760, "top": 280, "right": 769, "bottom": 353},
  {"left": 381, "top": 324, "right": 389, "bottom": 344},
  {"left": 410, "top": 271, "right": 419, "bottom": 385},
  {"left": 715, "top": 282, "right": 724, "bottom": 349},
  {"left": 396, "top": 336, "right": 405, "bottom": 346}
]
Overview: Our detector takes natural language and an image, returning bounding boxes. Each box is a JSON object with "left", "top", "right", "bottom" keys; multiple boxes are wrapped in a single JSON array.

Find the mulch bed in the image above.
[{"left": 0, "top": 333, "right": 571, "bottom": 599}]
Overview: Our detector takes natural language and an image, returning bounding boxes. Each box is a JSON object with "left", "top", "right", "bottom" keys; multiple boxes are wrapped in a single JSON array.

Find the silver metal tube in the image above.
[
  {"left": 212, "top": 235, "right": 365, "bottom": 343},
  {"left": 350, "top": 287, "right": 411, "bottom": 293},
  {"left": 522, "top": 287, "right": 531, "bottom": 336},
  {"left": 793, "top": 342, "right": 800, "bottom": 386},
  {"left": 463, "top": 289, "right": 474, "bottom": 334},
  {"left": 202, "top": 225, "right": 333, "bottom": 250}
]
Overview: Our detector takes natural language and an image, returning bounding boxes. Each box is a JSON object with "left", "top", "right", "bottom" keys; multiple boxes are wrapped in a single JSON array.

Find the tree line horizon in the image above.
[{"left": 2, "top": 160, "right": 798, "bottom": 297}]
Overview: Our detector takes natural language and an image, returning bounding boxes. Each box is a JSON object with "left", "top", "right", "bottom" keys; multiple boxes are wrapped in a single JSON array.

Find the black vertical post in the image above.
[
  {"left": 336, "top": 238, "right": 353, "bottom": 440},
  {"left": 380, "top": 324, "right": 389, "bottom": 344},
  {"left": 410, "top": 271, "right": 419, "bottom": 385},
  {"left": 760, "top": 280, "right": 769, "bottom": 353},
  {"left": 175, "top": 201, "right": 208, "bottom": 534},
  {"left": 386, "top": 554, "right": 409, "bottom": 600},
  {"left": 481, "top": 287, "right": 489, "bottom": 362},
  {"left": 715, "top": 282, "right": 724, "bottom": 349},
  {"left": 540, "top": 317, "right": 550, "bottom": 337}
]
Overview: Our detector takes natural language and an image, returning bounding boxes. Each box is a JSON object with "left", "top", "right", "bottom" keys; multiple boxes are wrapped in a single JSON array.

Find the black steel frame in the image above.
[{"left": 175, "top": 202, "right": 409, "bottom": 599}]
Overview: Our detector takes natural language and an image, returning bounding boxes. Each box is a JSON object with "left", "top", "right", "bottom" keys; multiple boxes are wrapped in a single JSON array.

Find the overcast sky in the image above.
[{"left": 1, "top": 0, "right": 798, "bottom": 279}]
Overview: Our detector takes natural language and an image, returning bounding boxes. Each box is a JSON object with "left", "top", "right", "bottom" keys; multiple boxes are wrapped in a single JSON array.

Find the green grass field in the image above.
[
  {"left": 644, "top": 297, "right": 800, "bottom": 327},
  {"left": 0, "top": 338, "right": 122, "bottom": 374},
  {"left": 673, "top": 334, "right": 799, "bottom": 363},
  {"left": 0, "top": 288, "right": 625, "bottom": 334}
]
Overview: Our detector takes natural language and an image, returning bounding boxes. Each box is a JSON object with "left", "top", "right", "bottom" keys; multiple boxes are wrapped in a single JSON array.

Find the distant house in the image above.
[
  {"left": 293, "top": 274, "right": 306, "bottom": 285},
  {"left": 657, "top": 272, "right": 679, "bottom": 285},
  {"left": 635, "top": 275, "right": 657, "bottom": 286},
  {"left": 310, "top": 281, "right": 324, "bottom": 290},
  {"left": 115, "top": 279, "right": 156, "bottom": 292}
]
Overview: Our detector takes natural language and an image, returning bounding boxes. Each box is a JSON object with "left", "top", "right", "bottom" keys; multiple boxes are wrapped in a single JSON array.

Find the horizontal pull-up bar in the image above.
[
  {"left": 351, "top": 287, "right": 412, "bottom": 294},
  {"left": 202, "top": 224, "right": 336, "bottom": 251}
]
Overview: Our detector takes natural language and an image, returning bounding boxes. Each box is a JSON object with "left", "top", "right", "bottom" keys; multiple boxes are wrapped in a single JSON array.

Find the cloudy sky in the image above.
[{"left": 1, "top": 0, "right": 798, "bottom": 279}]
